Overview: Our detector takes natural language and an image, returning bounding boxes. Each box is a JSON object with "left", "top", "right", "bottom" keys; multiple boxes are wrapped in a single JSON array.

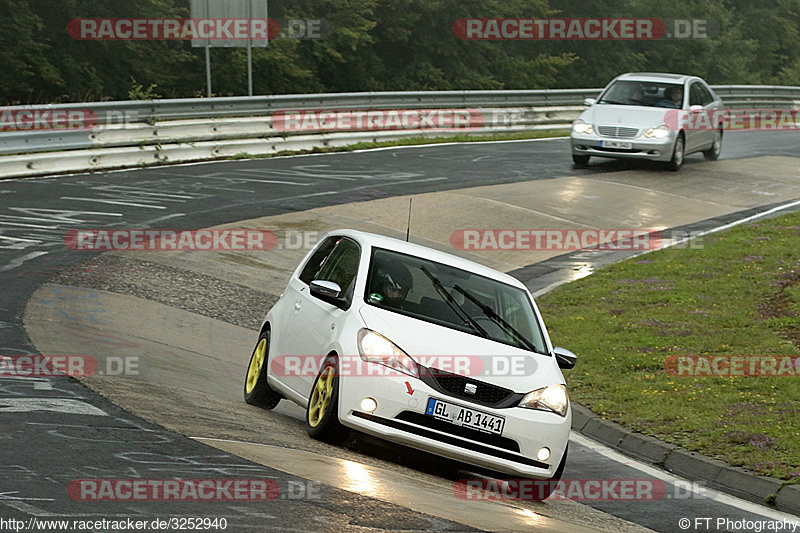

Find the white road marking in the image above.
[
  {"left": 0, "top": 235, "right": 41, "bottom": 243},
  {"left": 0, "top": 501, "right": 58, "bottom": 516},
  {"left": 184, "top": 174, "right": 315, "bottom": 185},
  {"left": 0, "top": 251, "right": 48, "bottom": 272},
  {"left": 0, "top": 399, "right": 107, "bottom": 416},
  {"left": 137, "top": 213, "right": 186, "bottom": 225},
  {"left": 534, "top": 198, "right": 800, "bottom": 297},
  {"left": 0, "top": 491, "right": 55, "bottom": 502},
  {"left": 570, "top": 432, "right": 799, "bottom": 522},
  {"left": 0, "top": 222, "right": 55, "bottom": 229},
  {"left": 7, "top": 207, "right": 123, "bottom": 221},
  {"left": 60, "top": 197, "right": 167, "bottom": 209},
  {"left": 106, "top": 190, "right": 196, "bottom": 199}
]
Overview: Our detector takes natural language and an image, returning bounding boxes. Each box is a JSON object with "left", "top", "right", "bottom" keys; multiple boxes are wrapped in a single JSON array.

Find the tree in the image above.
[{"left": 0, "top": 0, "right": 63, "bottom": 104}]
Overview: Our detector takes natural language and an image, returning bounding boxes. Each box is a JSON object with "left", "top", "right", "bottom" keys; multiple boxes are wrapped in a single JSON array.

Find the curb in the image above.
[{"left": 571, "top": 403, "right": 800, "bottom": 516}]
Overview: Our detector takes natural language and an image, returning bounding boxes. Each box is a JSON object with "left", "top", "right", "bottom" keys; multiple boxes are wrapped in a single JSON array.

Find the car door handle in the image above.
[{"left": 294, "top": 301, "right": 302, "bottom": 310}]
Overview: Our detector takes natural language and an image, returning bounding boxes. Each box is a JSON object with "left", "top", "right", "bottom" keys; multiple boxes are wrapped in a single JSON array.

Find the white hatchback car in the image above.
[
  {"left": 244, "top": 230, "right": 576, "bottom": 489},
  {"left": 571, "top": 72, "right": 724, "bottom": 170}
]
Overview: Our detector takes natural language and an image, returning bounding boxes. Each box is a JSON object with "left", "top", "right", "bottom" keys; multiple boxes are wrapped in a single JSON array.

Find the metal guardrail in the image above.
[
  {"left": 0, "top": 130, "right": 92, "bottom": 155},
  {"left": 709, "top": 85, "right": 800, "bottom": 109},
  {"left": 3, "top": 85, "right": 798, "bottom": 126},
  {"left": 0, "top": 86, "right": 798, "bottom": 160},
  {"left": 3, "top": 89, "right": 604, "bottom": 126}
]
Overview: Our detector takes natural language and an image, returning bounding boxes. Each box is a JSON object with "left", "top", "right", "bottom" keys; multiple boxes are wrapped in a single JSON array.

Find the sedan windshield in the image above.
[
  {"left": 364, "top": 247, "right": 547, "bottom": 353},
  {"left": 598, "top": 80, "right": 684, "bottom": 108}
]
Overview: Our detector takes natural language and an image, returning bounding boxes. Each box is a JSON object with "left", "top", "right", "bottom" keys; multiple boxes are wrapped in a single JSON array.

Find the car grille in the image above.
[
  {"left": 597, "top": 125, "right": 639, "bottom": 138},
  {"left": 594, "top": 147, "right": 640, "bottom": 153},
  {"left": 422, "top": 368, "right": 519, "bottom": 408},
  {"left": 395, "top": 411, "right": 520, "bottom": 452}
]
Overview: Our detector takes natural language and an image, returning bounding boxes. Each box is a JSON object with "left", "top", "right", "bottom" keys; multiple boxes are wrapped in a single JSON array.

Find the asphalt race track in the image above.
[{"left": 2, "top": 132, "right": 800, "bottom": 532}]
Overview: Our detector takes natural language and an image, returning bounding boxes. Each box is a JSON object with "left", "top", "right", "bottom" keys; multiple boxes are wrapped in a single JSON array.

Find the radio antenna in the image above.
[{"left": 405, "top": 198, "right": 412, "bottom": 242}]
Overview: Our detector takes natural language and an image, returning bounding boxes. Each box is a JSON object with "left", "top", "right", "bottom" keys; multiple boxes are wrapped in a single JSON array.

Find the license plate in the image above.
[
  {"left": 600, "top": 140, "right": 632, "bottom": 149},
  {"left": 425, "top": 397, "right": 505, "bottom": 435}
]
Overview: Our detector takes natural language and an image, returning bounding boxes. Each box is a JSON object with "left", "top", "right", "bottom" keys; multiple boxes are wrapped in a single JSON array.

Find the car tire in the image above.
[
  {"left": 306, "top": 355, "right": 348, "bottom": 444},
  {"left": 243, "top": 330, "right": 283, "bottom": 409},
  {"left": 703, "top": 129, "right": 722, "bottom": 161},
  {"left": 666, "top": 133, "right": 685, "bottom": 171},
  {"left": 572, "top": 154, "right": 590, "bottom": 167}
]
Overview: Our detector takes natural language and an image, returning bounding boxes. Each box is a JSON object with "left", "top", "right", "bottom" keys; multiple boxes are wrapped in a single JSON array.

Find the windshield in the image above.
[
  {"left": 364, "top": 247, "right": 547, "bottom": 353},
  {"left": 598, "top": 80, "right": 684, "bottom": 108}
]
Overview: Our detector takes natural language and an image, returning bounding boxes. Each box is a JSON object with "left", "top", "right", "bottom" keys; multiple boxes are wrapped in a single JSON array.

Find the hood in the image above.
[
  {"left": 357, "top": 303, "right": 564, "bottom": 394},
  {"left": 581, "top": 104, "right": 671, "bottom": 129}
]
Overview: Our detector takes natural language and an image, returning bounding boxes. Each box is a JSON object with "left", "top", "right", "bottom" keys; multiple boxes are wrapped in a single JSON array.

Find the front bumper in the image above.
[
  {"left": 338, "top": 372, "right": 570, "bottom": 479},
  {"left": 571, "top": 133, "right": 677, "bottom": 162}
]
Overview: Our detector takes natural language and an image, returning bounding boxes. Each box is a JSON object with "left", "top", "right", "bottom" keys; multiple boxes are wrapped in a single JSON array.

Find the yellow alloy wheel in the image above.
[
  {"left": 307, "top": 365, "right": 336, "bottom": 427},
  {"left": 245, "top": 338, "right": 267, "bottom": 394}
]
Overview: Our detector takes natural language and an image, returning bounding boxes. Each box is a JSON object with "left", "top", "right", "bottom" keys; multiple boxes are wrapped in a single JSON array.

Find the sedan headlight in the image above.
[
  {"left": 519, "top": 384, "right": 569, "bottom": 417},
  {"left": 357, "top": 329, "right": 419, "bottom": 378},
  {"left": 572, "top": 120, "right": 594, "bottom": 135},
  {"left": 645, "top": 125, "right": 671, "bottom": 139}
]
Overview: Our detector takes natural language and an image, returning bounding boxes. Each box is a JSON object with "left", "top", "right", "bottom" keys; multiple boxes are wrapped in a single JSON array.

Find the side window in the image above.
[
  {"left": 699, "top": 83, "right": 715, "bottom": 105},
  {"left": 314, "top": 238, "right": 361, "bottom": 301},
  {"left": 298, "top": 237, "right": 338, "bottom": 285},
  {"left": 689, "top": 83, "right": 704, "bottom": 107}
]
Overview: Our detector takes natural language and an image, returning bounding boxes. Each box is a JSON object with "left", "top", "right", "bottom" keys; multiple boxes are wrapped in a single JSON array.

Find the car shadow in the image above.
[{"left": 573, "top": 154, "right": 707, "bottom": 173}]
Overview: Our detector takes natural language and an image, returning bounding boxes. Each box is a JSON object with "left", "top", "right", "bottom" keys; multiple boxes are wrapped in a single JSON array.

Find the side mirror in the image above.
[
  {"left": 309, "top": 280, "right": 348, "bottom": 309},
  {"left": 310, "top": 280, "right": 342, "bottom": 298},
  {"left": 553, "top": 347, "right": 577, "bottom": 370},
  {"left": 583, "top": 98, "right": 596, "bottom": 106}
]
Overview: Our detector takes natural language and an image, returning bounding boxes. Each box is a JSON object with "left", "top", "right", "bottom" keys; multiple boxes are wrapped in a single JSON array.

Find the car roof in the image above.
[
  {"left": 615, "top": 72, "right": 699, "bottom": 84},
  {"left": 324, "top": 229, "right": 529, "bottom": 291}
]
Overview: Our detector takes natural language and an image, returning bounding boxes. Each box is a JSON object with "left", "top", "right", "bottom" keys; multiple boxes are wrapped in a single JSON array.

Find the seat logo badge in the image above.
[{"left": 464, "top": 383, "right": 477, "bottom": 395}]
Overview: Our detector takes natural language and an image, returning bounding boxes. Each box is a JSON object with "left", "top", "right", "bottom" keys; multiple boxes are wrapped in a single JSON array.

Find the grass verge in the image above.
[{"left": 536, "top": 212, "right": 800, "bottom": 480}]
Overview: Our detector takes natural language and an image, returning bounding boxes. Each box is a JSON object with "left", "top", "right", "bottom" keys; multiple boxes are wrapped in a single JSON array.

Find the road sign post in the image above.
[{"left": 190, "top": 0, "right": 269, "bottom": 97}]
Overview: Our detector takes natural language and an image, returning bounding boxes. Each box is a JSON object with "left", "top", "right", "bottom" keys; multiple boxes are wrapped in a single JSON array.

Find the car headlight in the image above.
[
  {"left": 357, "top": 329, "right": 419, "bottom": 378},
  {"left": 518, "top": 384, "right": 569, "bottom": 417},
  {"left": 645, "top": 125, "right": 671, "bottom": 139},
  {"left": 572, "top": 120, "right": 594, "bottom": 135}
]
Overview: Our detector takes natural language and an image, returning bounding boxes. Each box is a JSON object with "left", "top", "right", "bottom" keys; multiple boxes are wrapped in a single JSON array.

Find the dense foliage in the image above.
[{"left": 1, "top": 0, "right": 798, "bottom": 104}]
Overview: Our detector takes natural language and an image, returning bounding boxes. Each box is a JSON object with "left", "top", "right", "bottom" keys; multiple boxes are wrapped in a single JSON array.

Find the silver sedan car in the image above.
[{"left": 570, "top": 73, "right": 724, "bottom": 170}]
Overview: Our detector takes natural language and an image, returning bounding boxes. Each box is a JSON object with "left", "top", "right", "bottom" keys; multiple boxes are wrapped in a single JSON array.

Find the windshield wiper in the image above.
[
  {"left": 452, "top": 284, "right": 540, "bottom": 353},
  {"left": 598, "top": 99, "right": 629, "bottom": 105},
  {"left": 418, "top": 266, "right": 489, "bottom": 339}
]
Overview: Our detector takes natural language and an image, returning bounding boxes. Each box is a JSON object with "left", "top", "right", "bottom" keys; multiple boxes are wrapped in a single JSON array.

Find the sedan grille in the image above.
[{"left": 597, "top": 125, "right": 639, "bottom": 138}]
